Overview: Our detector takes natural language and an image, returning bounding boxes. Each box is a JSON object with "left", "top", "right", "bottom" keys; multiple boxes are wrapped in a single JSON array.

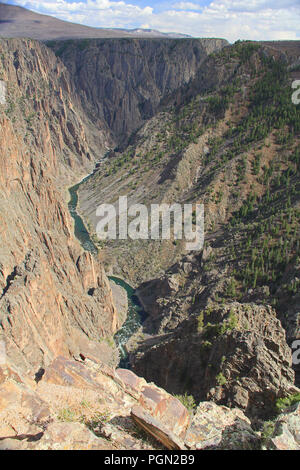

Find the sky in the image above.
[{"left": 3, "top": 0, "right": 300, "bottom": 42}]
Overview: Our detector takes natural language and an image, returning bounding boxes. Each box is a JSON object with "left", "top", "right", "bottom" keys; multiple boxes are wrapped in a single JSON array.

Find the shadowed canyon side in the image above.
[
  {"left": 0, "top": 38, "right": 120, "bottom": 374},
  {"left": 47, "top": 38, "right": 228, "bottom": 143}
]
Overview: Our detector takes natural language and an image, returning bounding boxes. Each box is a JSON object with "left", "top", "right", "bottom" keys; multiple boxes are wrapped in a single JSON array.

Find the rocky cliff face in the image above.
[
  {"left": 48, "top": 38, "right": 228, "bottom": 144},
  {"left": 0, "top": 38, "right": 119, "bottom": 375}
]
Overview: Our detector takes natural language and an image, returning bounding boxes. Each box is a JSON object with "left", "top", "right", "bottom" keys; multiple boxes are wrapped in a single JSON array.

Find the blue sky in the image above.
[{"left": 3, "top": 0, "right": 300, "bottom": 42}]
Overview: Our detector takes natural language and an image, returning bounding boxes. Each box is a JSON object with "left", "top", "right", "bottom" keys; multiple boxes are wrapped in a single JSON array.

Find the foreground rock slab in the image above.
[{"left": 1, "top": 355, "right": 299, "bottom": 451}]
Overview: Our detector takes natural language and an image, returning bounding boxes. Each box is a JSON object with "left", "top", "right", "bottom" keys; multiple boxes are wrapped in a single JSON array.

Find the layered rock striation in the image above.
[{"left": 0, "top": 38, "right": 118, "bottom": 374}]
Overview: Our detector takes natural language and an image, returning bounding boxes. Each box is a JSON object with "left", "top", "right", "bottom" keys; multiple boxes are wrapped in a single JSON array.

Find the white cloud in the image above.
[
  {"left": 172, "top": 2, "right": 202, "bottom": 10},
  {"left": 209, "top": 0, "right": 298, "bottom": 13},
  {"left": 5, "top": 0, "right": 300, "bottom": 41}
]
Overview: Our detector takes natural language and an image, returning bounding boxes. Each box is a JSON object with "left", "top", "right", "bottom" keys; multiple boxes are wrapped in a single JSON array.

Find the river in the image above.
[{"left": 68, "top": 166, "right": 145, "bottom": 368}]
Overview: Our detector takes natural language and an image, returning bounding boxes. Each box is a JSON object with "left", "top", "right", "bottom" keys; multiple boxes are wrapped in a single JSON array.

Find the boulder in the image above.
[
  {"left": 185, "top": 401, "right": 260, "bottom": 450},
  {"left": 129, "top": 379, "right": 191, "bottom": 449},
  {"left": 265, "top": 403, "right": 300, "bottom": 450},
  {"left": 131, "top": 405, "right": 186, "bottom": 450},
  {"left": 138, "top": 385, "right": 190, "bottom": 438}
]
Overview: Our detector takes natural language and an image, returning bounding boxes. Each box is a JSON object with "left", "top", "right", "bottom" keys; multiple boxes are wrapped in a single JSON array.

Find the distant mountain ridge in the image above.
[{"left": 0, "top": 3, "right": 191, "bottom": 40}]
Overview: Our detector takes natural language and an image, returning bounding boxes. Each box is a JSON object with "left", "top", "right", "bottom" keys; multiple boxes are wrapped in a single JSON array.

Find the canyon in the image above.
[{"left": 0, "top": 26, "right": 299, "bottom": 449}]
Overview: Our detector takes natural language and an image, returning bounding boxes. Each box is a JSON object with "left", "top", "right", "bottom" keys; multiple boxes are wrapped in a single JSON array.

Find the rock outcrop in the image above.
[{"left": 132, "top": 302, "right": 297, "bottom": 419}]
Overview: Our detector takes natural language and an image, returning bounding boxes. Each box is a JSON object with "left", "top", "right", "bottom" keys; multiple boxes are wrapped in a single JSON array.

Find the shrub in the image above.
[
  {"left": 275, "top": 393, "right": 300, "bottom": 413},
  {"left": 197, "top": 312, "right": 204, "bottom": 331},
  {"left": 216, "top": 373, "right": 227, "bottom": 386},
  {"left": 174, "top": 393, "right": 197, "bottom": 412},
  {"left": 57, "top": 407, "right": 76, "bottom": 422}
]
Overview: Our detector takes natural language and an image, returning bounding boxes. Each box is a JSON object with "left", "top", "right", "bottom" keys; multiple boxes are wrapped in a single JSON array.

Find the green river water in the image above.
[{"left": 68, "top": 170, "right": 145, "bottom": 368}]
